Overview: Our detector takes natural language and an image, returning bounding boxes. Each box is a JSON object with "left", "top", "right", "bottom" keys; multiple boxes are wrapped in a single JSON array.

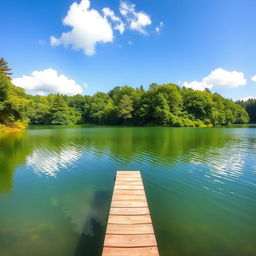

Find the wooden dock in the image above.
[{"left": 102, "top": 171, "right": 159, "bottom": 256}]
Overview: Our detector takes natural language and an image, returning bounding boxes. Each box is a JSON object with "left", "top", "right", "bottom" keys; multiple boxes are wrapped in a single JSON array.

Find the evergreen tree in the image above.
[
  {"left": 237, "top": 99, "right": 256, "bottom": 123},
  {"left": 0, "top": 58, "right": 12, "bottom": 77}
]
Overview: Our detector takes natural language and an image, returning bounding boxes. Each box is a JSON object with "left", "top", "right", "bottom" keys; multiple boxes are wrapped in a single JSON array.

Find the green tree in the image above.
[
  {"left": 156, "top": 84, "right": 183, "bottom": 115},
  {"left": 237, "top": 99, "right": 256, "bottom": 123},
  {"left": 86, "top": 92, "right": 115, "bottom": 124},
  {"left": 67, "top": 94, "right": 90, "bottom": 123},
  {"left": 0, "top": 73, "right": 30, "bottom": 126},
  {"left": 109, "top": 86, "right": 136, "bottom": 105},
  {"left": 182, "top": 89, "right": 213, "bottom": 122},
  {"left": 0, "top": 61, "right": 250, "bottom": 129},
  {"left": 0, "top": 58, "right": 12, "bottom": 77},
  {"left": 152, "top": 93, "right": 171, "bottom": 125},
  {"left": 50, "top": 95, "right": 76, "bottom": 125},
  {"left": 117, "top": 95, "right": 134, "bottom": 122},
  {"left": 135, "top": 84, "right": 183, "bottom": 125},
  {"left": 0, "top": 73, "right": 9, "bottom": 102}
]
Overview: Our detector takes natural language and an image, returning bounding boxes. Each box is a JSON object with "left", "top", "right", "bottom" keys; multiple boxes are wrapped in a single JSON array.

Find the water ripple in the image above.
[{"left": 26, "top": 144, "right": 81, "bottom": 177}]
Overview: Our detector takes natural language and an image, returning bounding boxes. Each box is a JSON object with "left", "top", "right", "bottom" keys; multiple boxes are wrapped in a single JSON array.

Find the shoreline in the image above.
[
  {"left": 0, "top": 126, "right": 24, "bottom": 133},
  {"left": 1, "top": 123, "right": 254, "bottom": 133},
  {"left": 27, "top": 123, "right": 255, "bottom": 129}
]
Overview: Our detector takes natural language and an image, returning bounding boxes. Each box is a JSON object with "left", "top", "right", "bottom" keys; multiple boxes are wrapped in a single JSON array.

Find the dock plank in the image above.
[
  {"left": 113, "top": 189, "right": 145, "bottom": 195},
  {"left": 106, "top": 224, "right": 154, "bottom": 234},
  {"left": 102, "top": 171, "right": 159, "bottom": 255},
  {"left": 112, "top": 194, "right": 147, "bottom": 201},
  {"left": 111, "top": 200, "right": 148, "bottom": 208},
  {"left": 110, "top": 207, "right": 149, "bottom": 215},
  {"left": 108, "top": 214, "right": 152, "bottom": 224},
  {"left": 115, "top": 181, "right": 143, "bottom": 186},
  {"left": 116, "top": 177, "right": 142, "bottom": 181},
  {"left": 104, "top": 234, "right": 157, "bottom": 247},
  {"left": 102, "top": 247, "right": 159, "bottom": 256},
  {"left": 114, "top": 185, "right": 144, "bottom": 190}
]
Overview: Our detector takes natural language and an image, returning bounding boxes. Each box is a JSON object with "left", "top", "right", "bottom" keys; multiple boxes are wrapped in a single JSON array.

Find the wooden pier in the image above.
[{"left": 102, "top": 171, "right": 159, "bottom": 256}]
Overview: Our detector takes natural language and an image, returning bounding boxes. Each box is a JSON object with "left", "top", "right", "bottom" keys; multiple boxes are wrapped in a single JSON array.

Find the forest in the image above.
[
  {"left": 0, "top": 58, "right": 252, "bottom": 130},
  {"left": 237, "top": 99, "right": 256, "bottom": 123}
]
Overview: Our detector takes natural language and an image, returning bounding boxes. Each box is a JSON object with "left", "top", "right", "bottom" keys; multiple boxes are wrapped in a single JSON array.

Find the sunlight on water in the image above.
[{"left": 0, "top": 126, "right": 255, "bottom": 256}]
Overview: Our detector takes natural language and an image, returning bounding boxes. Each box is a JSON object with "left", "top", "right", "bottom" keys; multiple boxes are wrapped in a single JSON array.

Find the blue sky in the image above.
[{"left": 0, "top": 0, "right": 255, "bottom": 100}]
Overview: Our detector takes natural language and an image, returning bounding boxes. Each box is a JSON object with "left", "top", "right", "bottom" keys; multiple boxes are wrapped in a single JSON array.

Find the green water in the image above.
[{"left": 0, "top": 126, "right": 255, "bottom": 256}]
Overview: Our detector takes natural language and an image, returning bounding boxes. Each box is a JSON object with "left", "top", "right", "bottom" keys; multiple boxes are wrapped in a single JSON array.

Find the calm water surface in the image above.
[{"left": 0, "top": 126, "right": 255, "bottom": 256}]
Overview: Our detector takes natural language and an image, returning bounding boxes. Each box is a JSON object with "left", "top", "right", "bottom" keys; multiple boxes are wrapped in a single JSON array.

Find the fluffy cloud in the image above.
[
  {"left": 183, "top": 68, "right": 246, "bottom": 91},
  {"left": 239, "top": 96, "right": 256, "bottom": 101},
  {"left": 50, "top": 0, "right": 155, "bottom": 55},
  {"left": 120, "top": 1, "right": 151, "bottom": 34},
  {"left": 12, "top": 69, "right": 83, "bottom": 96},
  {"left": 182, "top": 81, "right": 211, "bottom": 91},
  {"left": 251, "top": 75, "right": 256, "bottom": 82},
  {"left": 203, "top": 68, "right": 246, "bottom": 88},
  {"left": 50, "top": 0, "right": 113, "bottom": 56}
]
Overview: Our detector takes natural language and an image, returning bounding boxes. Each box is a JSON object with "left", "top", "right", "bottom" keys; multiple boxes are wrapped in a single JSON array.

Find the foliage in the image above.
[
  {"left": 0, "top": 72, "right": 31, "bottom": 128},
  {"left": 0, "top": 58, "right": 12, "bottom": 77},
  {"left": 0, "top": 59, "right": 250, "bottom": 130},
  {"left": 117, "top": 95, "right": 134, "bottom": 121},
  {"left": 85, "top": 92, "right": 115, "bottom": 124},
  {"left": 237, "top": 99, "right": 256, "bottom": 123}
]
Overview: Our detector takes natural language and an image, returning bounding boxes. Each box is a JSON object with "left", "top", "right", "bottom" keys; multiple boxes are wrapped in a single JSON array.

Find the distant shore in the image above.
[{"left": 1, "top": 123, "right": 255, "bottom": 133}]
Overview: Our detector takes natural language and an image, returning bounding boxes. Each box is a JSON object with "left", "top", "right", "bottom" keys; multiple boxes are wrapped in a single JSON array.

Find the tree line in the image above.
[
  {"left": 0, "top": 58, "right": 250, "bottom": 129},
  {"left": 236, "top": 99, "right": 256, "bottom": 123}
]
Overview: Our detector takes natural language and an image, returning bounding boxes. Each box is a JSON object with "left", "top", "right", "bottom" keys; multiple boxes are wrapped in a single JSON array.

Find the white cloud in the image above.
[
  {"left": 50, "top": 0, "right": 157, "bottom": 55},
  {"left": 183, "top": 68, "right": 246, "bottom": 91},
  {"left": 251, "top": 75, "right": 256, "bottom": 82},
  {"left": 12, "top": 68, "right": 83, "bottom": 96},
  {"left": 120, "top": 1, "right": 151, "bottom": 34},
  {"left": 239, "top": 96, "right": 256, "bottom": 101},
  {"left": 155, "top": 21, "right": 164, "bottom": 32},
  {"left": 102, "top": 7, "right": 125, "bottom": 34},
  {"left": 203, "top": 68, "right": 246, "bottom": 88},
  {"left": 183, "top": 80, "right": 212, "bottom": 91},
  {"left": 50, "top": 0, "right": 113, "bottom": 56}
]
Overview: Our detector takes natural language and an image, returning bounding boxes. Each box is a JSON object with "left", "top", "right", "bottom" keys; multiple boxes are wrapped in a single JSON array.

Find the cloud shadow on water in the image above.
[{"left": 74, "top": 190, "right": 111, "bottom": 256}]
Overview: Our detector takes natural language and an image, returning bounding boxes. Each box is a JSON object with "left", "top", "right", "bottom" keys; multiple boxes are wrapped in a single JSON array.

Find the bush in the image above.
[
  {"left": 194, "top": 120, "right": 208, "bottom": 127},
  {"left": 182, "top": 118, "right": 195, "bottom": 127},
  {"left": 8, "top": 120, "right": 28, "bottom": 130}
]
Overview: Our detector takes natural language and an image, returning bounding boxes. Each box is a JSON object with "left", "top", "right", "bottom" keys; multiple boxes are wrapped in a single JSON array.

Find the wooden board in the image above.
[
  {"left": 103, "top": 247, "right": 158, "bottom": 256},
  {"left": 102, "top": 171, "right": 159, "bottom": 256},
  {"left": 106, "top": 224, "right": 154, "bottom": 235},
  {"left": 110, "top": 207, "right": 150, "bottom": 215}
]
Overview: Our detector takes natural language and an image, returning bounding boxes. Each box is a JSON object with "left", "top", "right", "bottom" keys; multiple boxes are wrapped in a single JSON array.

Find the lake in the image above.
[{"left": 0, "top": 126, "right": 255, "bottom": 256}]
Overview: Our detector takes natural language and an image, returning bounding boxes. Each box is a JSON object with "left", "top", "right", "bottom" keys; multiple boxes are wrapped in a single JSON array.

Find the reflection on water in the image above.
[
  {"left": 0, "top": 126, "right": 255, "bottom": 256},
  {"left": 74, "top": 191, "right": 111, "bottom": 256},
  {"left": 0, "top": 132, "right": 33, "bottom": 194},
  {"left": 27, "top": 146, "right": 81, "bottom": 177},
  {"left": 189, "top": 140, "right": 247, "bottom": 180},
  {"left": 207, "top": 146, "right": 245, "bottom": 178},
  {"left": 51, "top": 188, "right": 94, "bottom": 234}
]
